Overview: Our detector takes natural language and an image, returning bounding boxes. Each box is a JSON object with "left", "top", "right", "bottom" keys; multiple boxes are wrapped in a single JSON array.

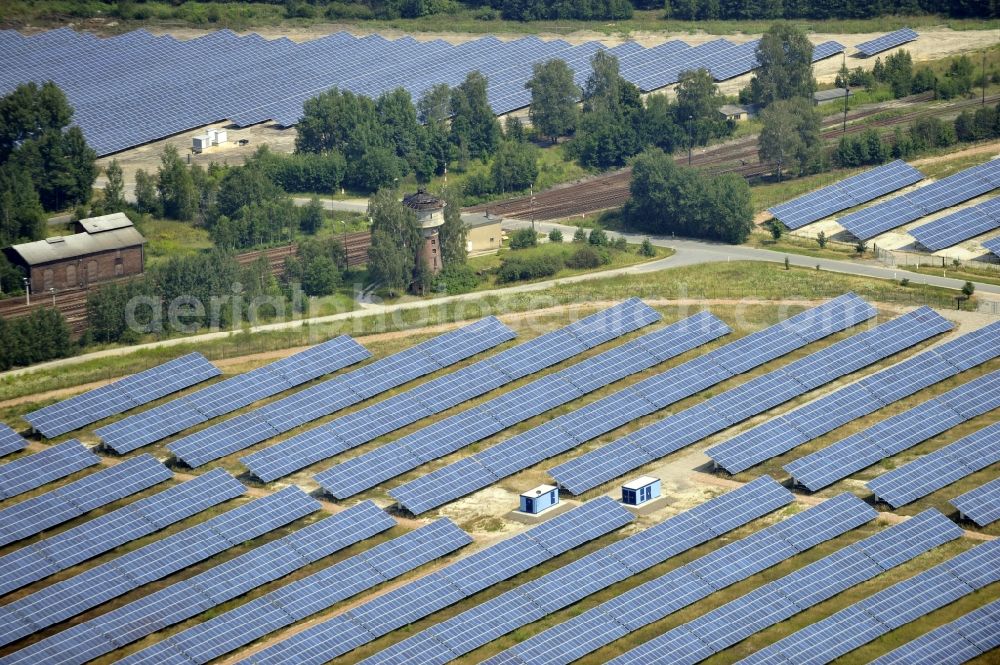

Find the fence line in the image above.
[{"left": 874, "top": 245, "right": 1000, "bottom": 272}]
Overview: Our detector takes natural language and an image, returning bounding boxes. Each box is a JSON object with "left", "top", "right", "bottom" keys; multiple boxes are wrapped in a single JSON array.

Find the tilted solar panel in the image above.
[
  {"left": 0, "top": 424, "right": 27, "bottom": 457},
  {"left": 910, "top": 196, "right": 1000, "bottom": 250},
  {"left": 869, "top": 598, "right": 1000, "bottom": 665},
  {"left": 950, "top": 477, "right": 1000, "bottom": 526},
  {"left": 856, "top": 28, "right": 919, "bottom": 57},
  {"left": 983, "top": 235, "right": 1000, "bottom": 257},
  {"left": 0, "top": 439, "right": 99, "bottom": 499},
  {"left": 24, "top": 352, "right": 219, "bottom": 438}
]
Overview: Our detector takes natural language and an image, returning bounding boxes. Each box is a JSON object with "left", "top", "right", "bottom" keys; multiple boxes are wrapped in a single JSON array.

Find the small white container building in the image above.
[
  {"left": 519, "top": 484, "right": 559, "bottom": 514},
  {"left": 192, "top": 129, "right": 228, "bottom": 153},
  {"left": 622, "top": 476, "right": 661, "bottom": 506}
]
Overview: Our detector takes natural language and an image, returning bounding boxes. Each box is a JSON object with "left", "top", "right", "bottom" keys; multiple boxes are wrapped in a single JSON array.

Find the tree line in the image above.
[{"left": 0, "top": 308, "right": 72, "bottom": 370}]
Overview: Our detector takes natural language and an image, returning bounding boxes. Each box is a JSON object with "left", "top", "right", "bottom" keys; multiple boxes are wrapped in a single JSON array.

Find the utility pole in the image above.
[
  {"left": 529, "top": 185, "right": 535, "bottom": 232},
  {"left": 687, "top": 115, "right": 694, "bottom": 166},
  {"left": 23, "top": 278, "right": 29, "bottom": 306},
  {"left": 842, "top": 53, "right": 850, "bottom": 134},
  {"left": 984, "top": 50, "right": 988, "bottom": 107}
]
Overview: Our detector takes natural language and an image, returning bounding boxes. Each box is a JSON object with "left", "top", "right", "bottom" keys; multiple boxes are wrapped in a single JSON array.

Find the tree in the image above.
[
  {"left": 377, "top": 88, "right": 421, "bottom": 167},
  {"left": 817, "top": 230, "right": 827, "bottom": 248},
  {"left": 639, "top": 238, "right": 655, "bottom": 256},
  {"left": 367, "top": 229, "right": 412, "bottom": 296},
  {"left": 216, "top": 164, "right": 284, "bottom": 219},
  {"left": 438, "top": 186, "right": 468, "bottom": 266},
  {"left": 639, "top": 93, "right": 682, "bottom": 153},
  {"left": 299, "top": 197, "right": 325, "bottom": 234},
  {"left": 758, "top": 98, "right": 822, "bottom": 177},
  {"left": 572, "top": 51, "right": 644, "bottom": 168},
  {"left": 883, "top": 50, "right": 913, "bottom": 98},
  {"left": 768, "top": 220, "right": 783, "bottom": 241},
  {"left": 0, "top": 81, "right": 73, "bottom": 162},
  {"left": 0, "top": 163, "right": 45, "bottom": 245},
  {"left": 582, "top": 50, "right": 623, "bottom": 114},
  {"left": 509, "top": 227, "right": 538, "bottom": 249},
  {"left": 526, "top": 59, "right": 580, "bottom": 142},
  {"left": 102, "top": 159, "right": 126, "bottom": 213},
  {"left": 417, "top": 84, "right": 453, "bottom": 176},
  {"left": 450, "top": 71, "right": 501, "bottom": 159},
  {"left": 504, "top": 116, "right": 526, "bottom": 143},
  {"left": 962, "top": 281, "right": 975, "bottom": 297},
  {"left": 366, "top": 189, "right": 421, "bottom": 294},
  {"left": 156, "top": 145, "right": 196, "bottom": 220},
  {"left": 745, "top": 24, "right": 816, "bottom": 107},
  {"left": 134, "top": 168, "right": 160, "bottom": 216},
  {"left": 674, "top": 68, "right": 729, "bottom": 145},
  {"left": 588, "top": 226, "right": 609, "bottom": 246},
  {"left": 490, "top": 140, "right": 539, "bottom": 193},
  {"left": 549, "top": 228, "right": 563, "bottom": 243},
  {"left": 573, "top": 227, "right": 588, "bottom": 243}
]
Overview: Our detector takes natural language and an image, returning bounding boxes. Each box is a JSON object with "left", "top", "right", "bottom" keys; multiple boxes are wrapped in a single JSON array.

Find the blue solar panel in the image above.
[
  {"left": 3, "top": 501, "right": 395, "bottom": 665},
  {"left": 839, "top": 159, "right": 1000, "bottom": 240},
  {"left": 911, "top": 196, "right": 1000, "bottom": 250},
  {"left": 951, "top": 477, "right": 1000, "bottom": 526},
  {"left": 0, "top": 486, "right": 318, "bottom": 648},
  {"left": 558, "top": 306, "right": 945, "bottom": 493},
  {"left": 0, "top": 439, "right": 99, "bottom": 499},
  {"left": 245, "top": 302, "right": 656, "bottom": 482},
  {"left": 735, "top": 539, "right": 1000, "bottom": 665},
  {"left": 24, "top": 352, "right": 219, "bottom": 438},
  {"left": 167, "top": 316, "right": 512, "bottom": 468},
  {"left": 97, "top": 335, "right": 369, "bottom": 453},
  {"left": 0, "top": 469, "right": 244, "bottom": 596},
  {"left": 856, "top": 28, "right": 919, "bottom": 57},
  {"left": 232, "top": 498, "right": 630, "bottom": 665},
  {"left": 983, "top": 235, "right": 1000, "bottom": 257},
  {"left": 870, "top": 598, "right": 1000, "bottom": 665},
  {"left": 316, "top": 311, "right": 728, "bottom": 498},
  {"left": 868, "top": 420, "right": 1000, "bottom": 507},
  {"left": 769, "top": 160, "right": 924, "bottom": 230},
  {"left": 0, "top": 424, "right": 27, "bottom": 457},
  {"left": 0, "top": 453, "right": 170, "bottom": 547},
  {"left": 347, "top": 480, "right": 793, "bottom": 665}
]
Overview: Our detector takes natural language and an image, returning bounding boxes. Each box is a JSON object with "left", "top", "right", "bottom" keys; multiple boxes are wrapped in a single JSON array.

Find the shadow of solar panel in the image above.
[
  {"left": 0, "top": 439, "right": 99, "bottom": 499},
  {"left": 856, "top": 28, "right": 919, "bottom": 56}
]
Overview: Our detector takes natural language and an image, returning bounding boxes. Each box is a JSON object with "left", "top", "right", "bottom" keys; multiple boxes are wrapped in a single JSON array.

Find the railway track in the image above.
[{"left": 468, "top": 93, "right": 999, "bottom": 221}]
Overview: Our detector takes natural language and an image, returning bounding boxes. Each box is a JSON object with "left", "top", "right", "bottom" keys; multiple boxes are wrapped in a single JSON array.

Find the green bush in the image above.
[
  {"left": 588, "top": 227, "right": 609, "bottom": 246},
  {"left": 435, "top": 263, "right": 480, "bottom": 294},
  {"left": 639, "top": 238, "right": 656, "bottom": 256},
  {"left": 566, "top": 245, "right": 609, "bottom": 269},
  {"left": 548, "top": 228, "right": 563, "bottom": 243},
  {"left": 497, "top": 253, "right": 563, "bottom": 283},
  {"left": 509, "top": 227, "right": 538, "bottom": 250}
]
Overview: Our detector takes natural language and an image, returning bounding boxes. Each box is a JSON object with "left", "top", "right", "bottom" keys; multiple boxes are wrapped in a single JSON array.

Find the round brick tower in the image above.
[{"left": 402, "top": 188, "right": 446, "bottom": 277}]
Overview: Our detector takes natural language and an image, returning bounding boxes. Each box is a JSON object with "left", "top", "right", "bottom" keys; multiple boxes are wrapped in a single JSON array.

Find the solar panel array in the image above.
[
  {"left": 553, "top": 306, "right": 950, "bottom": 495},
  {"left": 371, "top": 480, "right": 836, "bottom": 665},
  {"left": 737, "top": 538, "right": 1000, "bottom": 665},
  {"left": 0, "top": 424, "right": 27, "bottom": 457},
  {"left": 0, "top": 453, "right": 171, "bottom": 547},
  {"left": 608, "top": 509, "right": 963, "bottom": 665},
  {"left": 768, "top": 160, "right": 924, "bottom": 230},
  {"left": 167, "top": 316, "right": 514, "bottom": 468},
  {"left": 855, "top": 28, "right": 919, "bottom": 57},
  {"left": 983, "top": 235, "right": 1000, "bottom": 257},
  {"left": 96, "top": 335, "right": 369, "bottom": 453},
  {"left": 23, "top": 352, "right": 220, "bottom": 438},
  {"left": 870, "top": 598, "right": 1000, "bottom": 665},
  {"left": 0, "top": 28, "right": 843, "bottom": 156},
  {"left": 0, "top": 486, "right": 318, "bottom": 648},
  {"left": 911, "top": 196, "right": 1000, "bottom": 250},
  {"left": 244, "top": 300, "right": 658, "bottom": 482},
  {"left": 390, "top": 293, "right": 876, "bottom": 513},
  {"left": 0, "top": 469, "right": 244, "bottom": 596},
  {"left": 0, "top": 439, "right": 98, "bottom": 499},
  {"left": 839, "top": 159, "right": 1000, "bottom": 240},
  {"left": 2, "top": 501, "right": 397, "bottom": 665},
  {"left": 119, "top": 518, "right": 471, "bottom": 665},
  {"left": 711, "top": 318, "right": 1000, "bottom": 475},
  {"left": 785, "top": 368, "right": 1000, "bottom": 491},
  {"left": 950, "top": 477, "right": 1000, "bottom": 527},
  {"left": 486, "top": 492, "right": 876, "bottom": 665},
  {"left": 233, "top": 497, "right": 633, "bottom": 665},
  {"left": 316, "top": 310, "right": 729, "bottom": 499},
  {"left": 868, "top": 420, "right": 1000, "bottom": 507}
]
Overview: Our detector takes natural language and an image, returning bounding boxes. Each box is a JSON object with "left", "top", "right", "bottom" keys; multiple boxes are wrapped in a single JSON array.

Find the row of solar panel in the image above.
[
  {"left": 0, "top": 501, "right": 403, "bottom": 665},
  {"left": 0, "top": 469, "right": 243, "bottom": 596},
  {"left": 0, "top": 424, "right": 27, "bottom": 457},
  {"left": 0, "top": 486, "right": 317, "bottom": 648},
  {"left": 96, "top": 335, "right": 370, "bottom": 453},
  {"left": 166, "top": 316, "right": 515, "bottom": 468},
  {"left": 0, "top": 453, "right": 171, "bottom": 547},
  {"left": 710, "top": 318, "right": 1000, "bottom": 475},
  {"left": 868, "top": 420, "right": 1000, "bottom": 508},
  {"left": 0, "top": 27, "right": 846, "bottom": 155},
  {"left": 839, "top": 159, "right": 1000, "bottom": 240},
  {"left": 490, "top": 493, "right": 949, "bottom": 665},
  {"left": 951, "top": 477, "right": 1000, "bottom": 526},
  {"left": 316, "top": 310, "right": 730, "bottom": 499},
  {"left": 768, "top": 159, "right": 925, "bottom": 230},
  {"left": 0, "top": 439, "right": 98, "bottom": 499},
  {"left": 983, "top": 235, "right": 1000, "bottom": 257},
  {"left": 370, "top": 482, "right": 867, "bottom": 665},
  {"left": 23, "top": 352, "right": 219, "bottom": 438},
  {"left": 242, "top": 299, "right": 659, "bottom": 481},
  {"left": 609, "top": 509, "right": 967, "bottom": 665},
  {"left": 871, "top": 598, "right": 1000, "bottom": 665},
  {"left": 785, "top": 366, "right": 1000, "bottom": 490},
  {"left": 855, "top": 28, "right": 919, "bottom": 57},
  {"left": 549, "top": 305, "right": 951, "bottom": 496},
  {"left": 231, "top": 497, "right": 635, "bottom": 665},
  {"left": 735, "top": 538, "right": 1000, "bottom": 665},
  {"left": 911, "top": 196, "right": 1000, "bottom": 251},
  {"left": 390, "top": 293, "right": 876, "bottom": 513}
]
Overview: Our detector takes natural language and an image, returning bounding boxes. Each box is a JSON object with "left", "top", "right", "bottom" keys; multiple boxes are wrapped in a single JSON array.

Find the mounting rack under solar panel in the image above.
[
  {"left": 951, "top": 478, "right": 1000, "bottom": 527},
  {"left": 23, "top": 352, "right": 219, "bottom": 438},
  {"left": 870, "top": 598, "right": 1000, "bottom": 665},
  {"left": 0, "top": 424, "right": 26, "bottom": 457},
  {"left": 856, "top": 28, "right": 919, "bottom": 57},
  {"left": 839, "top": 159, "right": 1000, "bottom": 241},
  {"left": 0, "top": 487, "right": 319, "bottom": 649},
  {"left": 768, "top": 160, "right": 923, "bottom": 230},
  {"left": 4, "top": 502, "right": 400, "bottom": 665},
  {"left": 868, "top": 420, "right": 1000, "bottom": 507},
  {"left": 487, "top": 493, "right": 886, "bottom": 665},
  {"left": 96, "top": 335, "right": 369, "bottom": 453},
  {"left": 910, "top": 196, "right": 1000, "bottom": 251},
  {"left": 983, "top": 236, "right": 1000, "bottom": 257},
  {"left": 0, "top": 439, "right": 98, "bottom": 499},
  {"left": 606, "top": 509, "right": 964, "bottom": 665},
  {"left": 0, "top": 469, "right": 245, "bottom": 596},
  {"left": 229, "top": 498, "right": 633, "bottom": 665}
]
